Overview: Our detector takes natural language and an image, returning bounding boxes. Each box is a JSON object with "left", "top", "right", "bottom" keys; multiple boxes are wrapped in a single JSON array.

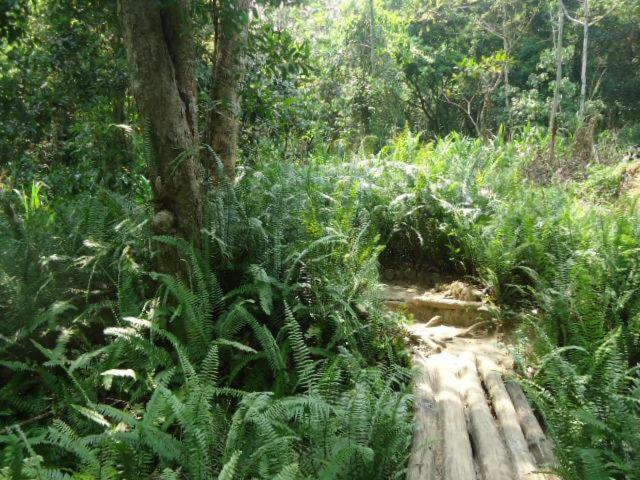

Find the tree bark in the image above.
[
  {"left": 119, "top": 0, "right": 204, "bottom": 246},
  {"left": 425, "top": 353, "right": 475, "bottom": 480},
  {"left": 505, "top": 380, "right": 558, "bottom": 472},
  {"left": 206, "top": 0, "right": 252, "bottom": 181},
  {"left": 478, "top": 357, "right": 547, "bottom": 480},
  {"left": 407, "top": 355, "right": 439, "bottom": 480}
]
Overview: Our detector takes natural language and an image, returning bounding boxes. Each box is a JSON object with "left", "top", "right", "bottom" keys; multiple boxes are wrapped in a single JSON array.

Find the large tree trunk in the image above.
[
  {"left": 206, "top": 0, "right": 252, "bottom": 181},
  {"left": 119, "top": 0, "right": 204, "bottom": 247}
]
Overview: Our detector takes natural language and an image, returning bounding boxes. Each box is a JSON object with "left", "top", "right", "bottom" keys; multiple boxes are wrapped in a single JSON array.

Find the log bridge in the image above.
[{"left": 384, "top": 284, "right": 558, "bottom": 480}]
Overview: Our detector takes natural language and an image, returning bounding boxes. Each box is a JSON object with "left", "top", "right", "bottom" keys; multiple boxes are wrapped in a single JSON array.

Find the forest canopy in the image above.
[
  {"left": 2, "top": 0, "right": 639, "bottom": 174},
  {"left": 1, "top": 0, "right": 639, "bottom": 479}
]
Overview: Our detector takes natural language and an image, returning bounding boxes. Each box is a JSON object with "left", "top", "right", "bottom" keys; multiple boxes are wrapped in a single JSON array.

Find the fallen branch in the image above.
[
  {"left": 425, "top": 315, "right": 443, "bottom": 327},
  {"left": 458, "top": 320, "right": 492, "bottom": 338}
]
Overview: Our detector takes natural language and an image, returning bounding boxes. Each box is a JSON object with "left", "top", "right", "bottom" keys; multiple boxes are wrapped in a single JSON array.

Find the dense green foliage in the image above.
[
  {"left": 0, "top": 163, "right": 415, "bottom": 478},
  {"left": 1, "top": 0, "right": 640, "bottom": 479},
  {"left": 3, "top": 0, "right": 640, "bottom": 171},
  {"left": 3, "top": 129, "right": 640, "bottom": 479},
  {"left": 346, "top": 130, "right": 640, "bottom": 479}
]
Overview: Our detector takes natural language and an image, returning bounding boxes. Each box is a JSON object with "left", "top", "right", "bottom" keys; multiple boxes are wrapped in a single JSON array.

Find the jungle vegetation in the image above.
[{"left": 1, "top": 0, "right": 639, "bottom": 478}]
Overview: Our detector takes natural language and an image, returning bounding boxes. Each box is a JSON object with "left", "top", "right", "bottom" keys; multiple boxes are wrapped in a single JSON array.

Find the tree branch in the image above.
[{"left": 560, "top": 0, "right": 584, "bottom": 25}]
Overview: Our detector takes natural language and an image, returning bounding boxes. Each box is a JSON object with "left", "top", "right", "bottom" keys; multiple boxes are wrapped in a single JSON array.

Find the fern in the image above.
[{"left": 284, "top": 303, "right": 315, "bottom": 392}]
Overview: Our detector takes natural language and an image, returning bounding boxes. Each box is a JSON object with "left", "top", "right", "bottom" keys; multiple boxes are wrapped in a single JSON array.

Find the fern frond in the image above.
[{"left": 284, "top": 303, "right": 314, "bottom": 391}]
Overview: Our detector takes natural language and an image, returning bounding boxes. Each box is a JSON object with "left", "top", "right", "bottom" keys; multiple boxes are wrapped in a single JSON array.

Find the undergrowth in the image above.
[
  {"left": 0, "top": 168, "right": 413, "bottom": 478},
  {"left": 356, "top": 128, "right": 640, "bottom": 480},
  {"left": 2, "top": 128, "right": 639, "bottom": 479}
]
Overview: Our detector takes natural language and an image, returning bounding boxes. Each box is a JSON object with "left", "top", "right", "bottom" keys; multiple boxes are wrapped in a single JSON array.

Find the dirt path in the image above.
[{"left": 383, "top": 282, "right": 558, "bottom": 480}]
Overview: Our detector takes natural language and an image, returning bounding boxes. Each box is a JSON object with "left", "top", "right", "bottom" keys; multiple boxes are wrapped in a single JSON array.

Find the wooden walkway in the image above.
[{"left": 384, "top": 284, "right": 558, "bottom": 480}]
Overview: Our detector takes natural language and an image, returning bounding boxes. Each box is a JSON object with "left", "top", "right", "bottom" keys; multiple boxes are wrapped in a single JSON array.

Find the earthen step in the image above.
[{"left": 383, "top": 285, "right": 492, "bottom": 327}]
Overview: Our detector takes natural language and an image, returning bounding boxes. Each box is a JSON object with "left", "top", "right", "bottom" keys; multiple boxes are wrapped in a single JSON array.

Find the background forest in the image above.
[{"left": 1, "top": 0, "right": 640, "bottom": 479}]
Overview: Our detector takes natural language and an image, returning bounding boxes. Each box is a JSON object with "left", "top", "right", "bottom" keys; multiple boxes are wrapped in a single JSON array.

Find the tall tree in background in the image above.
[
  {"left": 119, "top": 0, "right": 204, "bottom": 246},
  {"left": 206, "top": 0, "right": 252, "bottom": 180},
  {"left": 561, "top": 0, "right": 602, "bottom": 119},
  {"left": 563, "top": 0, "right": 617, "bottom": 162},
  {"left": 369, "top": 0, "right": 376, "bottom": 73},
  {"left": 549, "top": 0, "right": 565, "bottom": 161},
  {"left": 578, "top": 0, "right": 589, "bottom": 118}
]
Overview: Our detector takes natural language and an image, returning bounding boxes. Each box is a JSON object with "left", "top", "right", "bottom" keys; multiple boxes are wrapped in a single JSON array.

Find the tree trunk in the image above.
[
  {"left": 502, "top": 6, "right": 512, "bottom": 129},
  {"left": 407, "top": 355, "right": 438, "bottom": 480},
  {"left": 579, "top": 0, "right": 589, "bottom": 118},
  {"left": 549, "top": 2, "right": 564, "bottom": 163},
  {"left": 459, "top": 353, "right": 513, "bottom": 480},
  {"left": 119, "top": 0, "right": 204, "bottom": 247},
  {"left": 425, "top": 353, "right": 476, "bottom": 480},
  {"left": 369, "top": 0, "right": 376, "bottom": 73},
  {"left": 505, "top": 380, "right": 558, "bottom": 471},
  {"left": 477, "top": 357, "right": 547, "bottom": 480},
  {"left": 206, "top": 0, "right": 252, "bottom": 181},
  {"left": 503, "top": 48, "right": 511, "bottom": 122}
]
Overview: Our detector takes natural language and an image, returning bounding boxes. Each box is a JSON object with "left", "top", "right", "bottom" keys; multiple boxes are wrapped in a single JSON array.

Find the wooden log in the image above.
[
  {"left": 408, "top": 355, "right": 439, "bottom": 480},
  {"left": 477, "top": 357, "right": 547, "bottom": 480},
  {"left": 459, "top": 353, "right": 514, "bottom": 480},
  {"left": 426, "top": 353, "right": 476, "bottom": 480},
  {"left": 505, "top": 380, "right": 558, "bottom": 474}
]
